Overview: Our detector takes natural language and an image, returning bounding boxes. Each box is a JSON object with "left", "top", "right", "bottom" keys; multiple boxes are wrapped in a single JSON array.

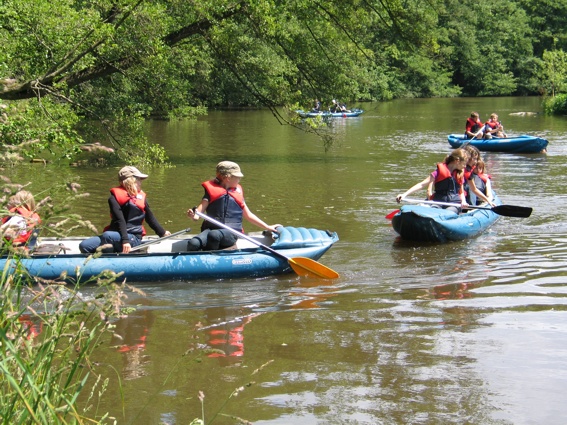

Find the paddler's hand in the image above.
[
  {"left": 122, "top": 242, "right": 132, "bottom": 254},
  {"left": 396, "top": 194, "right": 405, "bottom": 203},
  {"left": 163, "top": 231, "right": 171, "bottom": 237},
  {"left": 266, "top": 225, "right": 282, "bottom": 234},
  {"left": 187, "top": 207, "right": 200, "bottom": 221}
]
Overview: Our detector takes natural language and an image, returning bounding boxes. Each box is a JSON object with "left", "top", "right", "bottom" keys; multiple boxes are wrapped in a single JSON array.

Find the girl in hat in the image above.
[
  {"left": 79, "top": 166, "right": 170, "bottom": 253},
  {"left": 186, "top": 161, "right": 281, "bottom": 251}
]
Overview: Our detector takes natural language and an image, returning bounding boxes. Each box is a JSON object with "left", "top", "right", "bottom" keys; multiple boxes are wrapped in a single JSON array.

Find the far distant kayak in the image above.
[
  {"left": 296, "top": 109, "right": 364, "bottom": 118},
  {"left": 447, "top": 134, "right": 548, "bottom": 153}
]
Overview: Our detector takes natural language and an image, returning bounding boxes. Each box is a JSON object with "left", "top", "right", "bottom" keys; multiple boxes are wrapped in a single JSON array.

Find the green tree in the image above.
[
  {"left": 0, "top": 0, "right": 442, "bottom": 162},
  {"left": 438, "top": 0, "right": 533, "bottom": 96},
  {"left": 541, "top": 49, "right": 567, "bottom": 96}
]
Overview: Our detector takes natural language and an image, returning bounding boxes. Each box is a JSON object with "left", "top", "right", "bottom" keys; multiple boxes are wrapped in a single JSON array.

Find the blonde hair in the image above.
[
  {"left": 120, "top": 176, "right": 139, "bottom": 197},
  {"left": 8, "top": 190, "right": 36, "bottom": 212}
]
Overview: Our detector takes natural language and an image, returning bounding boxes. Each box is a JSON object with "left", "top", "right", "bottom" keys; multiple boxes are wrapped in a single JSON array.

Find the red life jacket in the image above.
[
  {"left": 464, "top": 165, "right": 475, "bottom": 182},
  {"left": 202, "top": 180, "right": 245, "bottom": 231},
  {"left": 474, "top": 172, "right": 489, "bottom": 183},
  {"left": 105, "top": 186, "right": 147, "bottom": 236},
  {"left": 1, "top": 207, "right": 41, "bottom": 245},
  {"left": 433, "top": 163, "right": 463, "bottom": 203},
  {"left": 485, "top": 120, "right": 500, "bottom": 130},
  {"left": 466, "top": 117, "right": 483, "bottom": 133}
]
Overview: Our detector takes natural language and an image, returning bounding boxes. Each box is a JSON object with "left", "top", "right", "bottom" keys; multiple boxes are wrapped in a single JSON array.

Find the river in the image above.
[{"left": 6, "top": 97, "right": 567, "bottom": 424}]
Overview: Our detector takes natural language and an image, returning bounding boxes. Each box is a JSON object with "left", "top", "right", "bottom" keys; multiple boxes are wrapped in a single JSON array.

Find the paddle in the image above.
[
  {"left": 130, "top": 227, "right": 192, "bottom": 252},
  {"left": 402, "top": 198, "right": 532, "bottom": 218},
  {"left": 385, "top": 209, "right": 400, "bottom": 220},
  {"left": 194, "top": 211, "right": 339, "bottom": 279}
]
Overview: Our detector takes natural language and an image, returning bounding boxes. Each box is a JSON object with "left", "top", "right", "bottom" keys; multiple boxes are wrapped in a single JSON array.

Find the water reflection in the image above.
[
  {"left": 110, "top": 301, "right": 154, "bottom": 380},
  {"left": 197, "top": 307, "right": 260, "bottom": 366},
  {"left": 7, "top": 97, "right": 567, "bottom": 424}
]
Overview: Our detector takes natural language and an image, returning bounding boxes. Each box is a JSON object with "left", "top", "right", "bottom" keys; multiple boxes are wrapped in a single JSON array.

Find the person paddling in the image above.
[
  {"left": 465, "top": 111, "right": 484, "bottom": 139},
  {"left": 396, "top": 149, "right": 469, "bottom": 214},
  {"left": 186, "top": 161, "right": 281, "bottom": 251}
]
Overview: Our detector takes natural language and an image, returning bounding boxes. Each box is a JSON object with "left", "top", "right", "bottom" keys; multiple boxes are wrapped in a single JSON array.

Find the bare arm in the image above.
[
  {"left": 243, "top": 205, "right": 281, "bottom": 233},
  {"left": 467, "top": 178, "right": 494, "bottom": 206},
  {"left": 485, "top": 179, "right": 494, "bottom": 203},
  {"left": 396, "top": 175, "right": 434, "bottom": 203},
  {"left": 187, "top": 199, "right": 209, "bottom": 220}
]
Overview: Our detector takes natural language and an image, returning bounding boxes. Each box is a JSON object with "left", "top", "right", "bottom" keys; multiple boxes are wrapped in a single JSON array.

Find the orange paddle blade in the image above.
[{"left": 288, "top": 257, "right": 339, "bottom": 279}]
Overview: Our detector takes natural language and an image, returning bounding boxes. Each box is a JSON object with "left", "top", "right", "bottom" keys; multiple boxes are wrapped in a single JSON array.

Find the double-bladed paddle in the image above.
[
  {"left": 130, "top": 227, "right": 192, "bottom": 252},
  {"left": 194, "top": 211, "right": 339, "bottom": 279},
  {"left": 401, "top": 198, "right": 532, "bottom": 218}
]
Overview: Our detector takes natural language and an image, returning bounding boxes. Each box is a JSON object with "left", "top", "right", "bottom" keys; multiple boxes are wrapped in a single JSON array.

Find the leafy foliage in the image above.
[
  {"left": 543, "top": 93, "right": 567, "bottom": 115},
  {"left": 1, "top": 0, "right": 567, "bottom": 164}
]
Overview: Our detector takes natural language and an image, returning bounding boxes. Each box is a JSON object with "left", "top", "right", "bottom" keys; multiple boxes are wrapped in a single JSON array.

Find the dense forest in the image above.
[{"left": 1, "top": 0, "right": 566, "bottom": 164}]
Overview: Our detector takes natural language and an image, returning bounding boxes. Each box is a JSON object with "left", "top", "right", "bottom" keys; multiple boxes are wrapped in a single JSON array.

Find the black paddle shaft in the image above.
[{"left": 403, "top": 198, "right": 533, "bottom": 218}]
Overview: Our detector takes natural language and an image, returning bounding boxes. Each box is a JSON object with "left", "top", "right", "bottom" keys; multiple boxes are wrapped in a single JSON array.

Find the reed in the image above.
[{"left": 0, "top": 254, "right": 131, "bottom": 424}]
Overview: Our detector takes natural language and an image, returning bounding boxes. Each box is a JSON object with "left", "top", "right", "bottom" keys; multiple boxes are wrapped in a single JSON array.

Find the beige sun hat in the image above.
[
  {"left": 216, "top": 161, "right": 244, "bottom": 177},
  {"left": 118, "top": 166, "right": 148, "bottom": 181}
]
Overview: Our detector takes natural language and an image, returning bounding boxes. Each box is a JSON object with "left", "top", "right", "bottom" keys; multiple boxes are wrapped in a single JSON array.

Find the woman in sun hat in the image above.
[
  {"left": 79, "top": 166, "right": 170, "bottom": 254},
  {"left": 186, "top": 161, "right": 281, "bottom": 251}
]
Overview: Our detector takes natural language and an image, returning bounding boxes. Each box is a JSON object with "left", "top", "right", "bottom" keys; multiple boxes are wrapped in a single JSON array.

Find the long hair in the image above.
[
  {"left": 444, "top": 149, "right": 466, "bottom": 181},
  {"left": 120, "top": 176, "right": 139, "bottom": 197}
]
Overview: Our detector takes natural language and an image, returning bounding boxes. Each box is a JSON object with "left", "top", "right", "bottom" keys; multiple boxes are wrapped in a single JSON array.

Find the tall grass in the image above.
[
  {"left": 0, "top": 262, "right": 133, "bottom": 424},
  {"left": 0, "top": 174, "right": 130, "bottom": 424}
]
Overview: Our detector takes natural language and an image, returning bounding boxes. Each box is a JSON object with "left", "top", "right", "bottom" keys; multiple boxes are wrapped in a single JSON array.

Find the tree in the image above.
[
  {"left": 0, "top": 0, "right": 443, "bottom": 162},
  {"left": 541, "top": 49, "right": 567, "bottom": 96}
]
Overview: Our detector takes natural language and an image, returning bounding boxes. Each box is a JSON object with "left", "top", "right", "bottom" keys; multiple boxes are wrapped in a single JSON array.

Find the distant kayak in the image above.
[
  {"left": 296, "top": 109, "right": 364, "bottom": 118},
  {"left": 447, "top": 134, "right": 548, "bottom": 153}
]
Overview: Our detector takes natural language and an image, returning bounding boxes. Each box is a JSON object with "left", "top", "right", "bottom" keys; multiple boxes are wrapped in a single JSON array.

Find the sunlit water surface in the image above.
[{"left": 7, "top": 97, "right": 567, "bottom": 424}]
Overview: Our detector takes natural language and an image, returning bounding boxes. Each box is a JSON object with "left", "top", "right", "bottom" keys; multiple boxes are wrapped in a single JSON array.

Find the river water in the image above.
[{"left": 8, "top": 97, "right": 567, "bottom": 424}]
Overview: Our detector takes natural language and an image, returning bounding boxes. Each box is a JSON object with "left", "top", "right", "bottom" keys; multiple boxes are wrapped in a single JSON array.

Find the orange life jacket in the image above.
[
  {"left": 1, "top": 207, "right": 40, "bottom": 245},
  {"left": 433, "top": 163, "right": 463, "bottom": 203},
  {"left": 202, "top": 179, "right": 245, "bottom": 231},
  {"left": 105, "top": 186, "right": 147, "bottom": 236}
]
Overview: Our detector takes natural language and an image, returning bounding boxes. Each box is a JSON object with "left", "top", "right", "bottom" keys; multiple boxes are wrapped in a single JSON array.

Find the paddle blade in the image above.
[
  {"left": 288, "top": 257, "right": 340, "bottom": 279},
  {"left": 385, "top": 209, "right": 400, "bottom": 220},
  {"left": 492, "top": 204, "right": 533, "bottom": 218}
]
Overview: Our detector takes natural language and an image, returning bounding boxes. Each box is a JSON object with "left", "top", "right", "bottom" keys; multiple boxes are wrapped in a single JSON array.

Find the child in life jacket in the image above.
[
  {"left": 186, "top": 161, "right": 281, "bottom": 251},
  {"left": 1, "top": 190, "right": 41, "bottom": 247},
  {"left": 470, "top": 160, "right": 494, "bottom": 205},
  {"left": 79, "top": 166, "right": 170, "bottom": 254},
  {"left": 483, "top": 113, "right": 507, "bottom": 139},
  {"left": 396, "top": 149, "right": 469, "bottom": 214},
  {"left": 465, "top": 112, "right": 484, "bottom": 139}
]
